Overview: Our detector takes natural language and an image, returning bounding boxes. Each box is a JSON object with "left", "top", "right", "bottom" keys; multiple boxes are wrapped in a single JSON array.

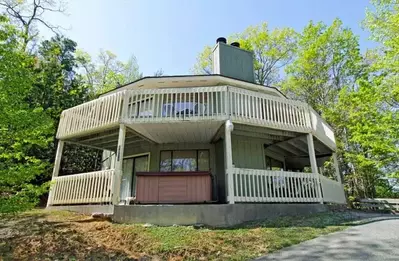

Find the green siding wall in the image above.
[
  {"left": 215, "top": 139, "right": 226, "bottom": 202},
  {"left": 231, "top": 135, "right": 266, "bottom": 169}
]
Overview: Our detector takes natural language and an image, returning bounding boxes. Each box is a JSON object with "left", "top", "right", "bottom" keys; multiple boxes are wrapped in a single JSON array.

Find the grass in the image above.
[{"left": 0, "top": 209, "right": 362, "bottom": 260}]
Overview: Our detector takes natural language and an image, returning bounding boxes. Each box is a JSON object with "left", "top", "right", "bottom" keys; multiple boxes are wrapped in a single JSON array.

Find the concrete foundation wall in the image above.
[
  {"left": 113, "top": 203, "right": 328, "bottom": 227},
  {"left": 47, "top": 205, "right": 114, "bottom": 215}
]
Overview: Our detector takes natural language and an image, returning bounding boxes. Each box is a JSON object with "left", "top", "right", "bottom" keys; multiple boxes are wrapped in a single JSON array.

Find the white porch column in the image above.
[
  {"left": 332, "top": 153, "right": 343, "bottom": 184},
  {"left": 112, "top": 124, "right": 126, "bottom": 205},
  {"left": 307, "top": 133, "right": 324, "bottom": 204},
  {"left": 225, "top": 120, "right": 235, "bottom": 204},
  {"left": 47, "top": 140, "right": 64, "bottom": 207}
]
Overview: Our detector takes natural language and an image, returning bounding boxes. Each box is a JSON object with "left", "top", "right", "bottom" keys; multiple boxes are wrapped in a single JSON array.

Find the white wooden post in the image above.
[
  {"left": 307, "top": 133, "right": 323, "bottom": 204},
  {"left": 332, "top": 153, "right": 343, "bottom": 184},
  {"left": 112, "top": 124, "right": 126, "bottom": 205},
  {"left": 225, "top": 119, "right": 235, "bottom": 204},
  {"left": 47, "top": 140, "right": 64, "bottom": 207}
]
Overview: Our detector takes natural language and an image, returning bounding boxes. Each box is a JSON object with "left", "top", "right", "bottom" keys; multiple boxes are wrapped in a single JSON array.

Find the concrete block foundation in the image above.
[{"left": 113, "top": 203, "right": 328, "bottom": 227}]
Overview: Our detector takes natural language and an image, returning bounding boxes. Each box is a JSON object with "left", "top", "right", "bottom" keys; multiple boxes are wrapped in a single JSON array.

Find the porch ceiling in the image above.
[
  {"left": 230, "top": 123, "right": 300, "bottom": 145},
  {"left": 127, "top": 121, "right": 225, "bottom": 144},
  {"left": 69, "top": 127, "right": 146, "bottom": 151},
  {"left": 265, "top": 135, "right": 333, "bottom": 158}
]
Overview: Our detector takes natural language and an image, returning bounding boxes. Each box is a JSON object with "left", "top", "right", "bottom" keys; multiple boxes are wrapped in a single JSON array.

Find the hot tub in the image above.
[{"left": 135, "top": 171, "right": 212, "bottom": 204}]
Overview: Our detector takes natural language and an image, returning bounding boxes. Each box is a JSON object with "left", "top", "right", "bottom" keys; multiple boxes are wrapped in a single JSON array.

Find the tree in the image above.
[
  {"left": 0, "top": 16, "right": 53, "bottom": 212},
  {"left": 154, "top": 68, "right": 164, "bottom": 76},
  {"left": 192, "top": 22, "right": 297, "bottom": 86},
  {"left": 77, "top": 50, "right": 142, "bottom": 95},
  {"left": 282, "top": 18, "right": 365, "bottom": 113},
  {"left": 0, "top": 0, "right": 66, "bottom": 51},
  {"left": 234, "top": 23, "right": 297, "bottom": 85},
  {"left": 362, "top": 0, "right": 399, "bottom": 191},
  {"left": 192, "top": 46, "right": 213, "bottom": 75},
  {"left": 280, "top": 19, "right": 370, "bottom": 197},
  {"left": 330, "top": 80, "right": 399, "bottom": 198},
  {"left": 31, "top": 35, "right": 101, "bottom": 178},
  {"left": 364, "top": 0, "right": 399, "bottom": 112},
  {"left": 31, "top": 35, "right": 89, "bottom": 119}
]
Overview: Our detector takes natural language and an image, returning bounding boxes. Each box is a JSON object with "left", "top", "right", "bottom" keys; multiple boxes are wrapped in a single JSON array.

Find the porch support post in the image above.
[
  {"left": 332, "top": 153, "right": 343, "bottom": 184},
  {"left": 225, "top": 119, "right": 235, "bottom": 204},
  {"left": 47, "top": 140, "right": 64, "bottom": 207},
  {"left": 307, "top": 133, "right": 324, "bottom": 204},
  {"left": 112, "top": 124, "right": 126, "bottom": 205}
]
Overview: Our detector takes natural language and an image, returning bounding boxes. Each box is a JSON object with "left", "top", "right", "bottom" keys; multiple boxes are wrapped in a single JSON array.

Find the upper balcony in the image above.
[{"left": 56, "top": 85, "right": 336, "bottom": 150}]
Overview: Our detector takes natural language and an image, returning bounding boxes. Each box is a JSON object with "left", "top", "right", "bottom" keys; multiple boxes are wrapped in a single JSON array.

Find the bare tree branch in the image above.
[{"left": 0, "top": 0, "right": 67, "bottom": 51}]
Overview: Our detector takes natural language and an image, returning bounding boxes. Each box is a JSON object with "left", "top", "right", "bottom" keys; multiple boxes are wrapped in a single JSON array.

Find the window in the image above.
[{"left": 159, "top": 150, "right": 210, "bottom": 172}]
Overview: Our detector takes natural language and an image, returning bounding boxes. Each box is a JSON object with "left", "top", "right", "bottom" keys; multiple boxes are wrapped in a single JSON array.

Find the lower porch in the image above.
[
  {"left": 47, "top": 120, "right": 346, "bottom": 214},
  {"left": 47, "top": 167, "right": 345, "bottom": 207}
]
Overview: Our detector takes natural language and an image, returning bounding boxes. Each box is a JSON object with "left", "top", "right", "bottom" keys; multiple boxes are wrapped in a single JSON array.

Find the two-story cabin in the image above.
[{"left": 47, "top": 38, "right": 346, "bottom": 226}]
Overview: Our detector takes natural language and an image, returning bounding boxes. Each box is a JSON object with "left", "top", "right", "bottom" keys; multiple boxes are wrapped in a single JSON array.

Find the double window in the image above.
[{"left": 160, "top": 150, "right": 210, "bottom": 172}]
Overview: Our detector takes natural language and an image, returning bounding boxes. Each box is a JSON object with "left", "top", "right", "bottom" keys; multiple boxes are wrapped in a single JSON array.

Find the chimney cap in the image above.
[
  {"left": 231, "top": 42, "right": 240, "bottom": 48},
  {"left": 216, "top": 37, "right": 227, "bottom": 44}
]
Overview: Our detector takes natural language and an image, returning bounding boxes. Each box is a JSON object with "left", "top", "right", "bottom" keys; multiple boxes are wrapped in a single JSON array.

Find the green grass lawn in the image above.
[{"left": 0, "top": 209, "right": 361, "bottom": 260}]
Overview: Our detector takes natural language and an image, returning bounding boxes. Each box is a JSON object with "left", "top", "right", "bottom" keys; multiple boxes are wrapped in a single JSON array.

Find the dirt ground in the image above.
[{"left": 0, "top": 209, "right": 390, "bottom": 261}]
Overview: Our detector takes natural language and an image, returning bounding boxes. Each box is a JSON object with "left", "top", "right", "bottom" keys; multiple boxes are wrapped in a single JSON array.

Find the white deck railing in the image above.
[
  {"left": 231, "top": 168, "right": 321, "bottom": 203},
  {"left": 229, "top": 87, "right": 311, "bottom": 132},
  {"left": 56, "top": 92, "right": 124, "bottom": 139},
  {"left": 48, "top": 170, "right": 114, "bottom": 205},
  {"left": 124, "top": 86, "right": 228, "bottom": 122},
  {"left": 309, "top": 108, "right": 336, "bottom": 149},
  {"left": 56, "top": 86, "right": 334, "bottom": 150},
  {"left": 319, "top": 175, "right": 346, "bottom": 204}
]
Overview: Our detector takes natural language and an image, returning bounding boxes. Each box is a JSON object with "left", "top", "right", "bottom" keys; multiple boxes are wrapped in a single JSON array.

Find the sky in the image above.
[{"left": 40, "top": 0, "right": 374, "bottom": 76}]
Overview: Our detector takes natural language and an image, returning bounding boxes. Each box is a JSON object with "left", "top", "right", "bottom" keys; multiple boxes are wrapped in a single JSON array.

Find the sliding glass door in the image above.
[{"left": 120, "top": 154, "right": 149, "bottom": 201}]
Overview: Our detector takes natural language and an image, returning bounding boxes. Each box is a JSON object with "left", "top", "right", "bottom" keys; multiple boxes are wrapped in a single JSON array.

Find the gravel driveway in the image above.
[{"left": 255, "top": 218, "right": 399, "bottom": 261}]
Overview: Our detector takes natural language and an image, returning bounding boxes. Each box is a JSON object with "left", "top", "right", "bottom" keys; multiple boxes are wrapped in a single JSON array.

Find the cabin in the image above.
[{"left": 47, "top": 38, "right": 346, "bottom": 226}]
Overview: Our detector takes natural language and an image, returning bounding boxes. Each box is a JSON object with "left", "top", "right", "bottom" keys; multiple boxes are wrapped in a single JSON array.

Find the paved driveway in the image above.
[{"left": 255, "top": 219, "right": 399, "bottom": 261}]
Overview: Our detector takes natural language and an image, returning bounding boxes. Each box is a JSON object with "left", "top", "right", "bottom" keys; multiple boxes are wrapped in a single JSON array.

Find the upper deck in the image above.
[{"left": 56, "top": 84, "right": 336, "bottom": 150}]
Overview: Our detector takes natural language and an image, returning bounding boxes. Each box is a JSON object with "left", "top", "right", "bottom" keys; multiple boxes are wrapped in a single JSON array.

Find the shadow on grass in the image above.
[
  {"left": 0, "top": 212, "right": 137, "bottom": 261},
  {"left": 216, "top": 211, "right": 399, "bottom": 230}
]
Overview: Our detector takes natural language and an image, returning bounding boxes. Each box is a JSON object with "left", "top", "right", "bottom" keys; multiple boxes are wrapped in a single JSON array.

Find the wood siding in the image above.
[{"left": 231, "top": 135, "right": 266, "bottom": 169}]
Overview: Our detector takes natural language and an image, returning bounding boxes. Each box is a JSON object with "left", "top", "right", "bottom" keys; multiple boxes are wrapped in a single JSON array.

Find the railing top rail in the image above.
[
  {"left": 54, "top": 169, "right": 115, "bottom": 180},
  {"left": 61, "top": 91, "right": 125, "bottom": 113},
  {"left": 228, "top": 86, "right": 308, "bottom": 107},
  {"left": 309, "top": 106, "right": 335, "bottom": 132},
  {"left": 126, "top": 85, "right": 228, "bottom": 95},
  {"left": 232, "top": 167, "right": 317, "bottom": 176}
]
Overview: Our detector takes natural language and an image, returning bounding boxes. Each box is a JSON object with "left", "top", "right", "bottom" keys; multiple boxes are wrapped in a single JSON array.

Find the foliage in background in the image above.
[
  {"left": 192, "top": 23, "right": 297, "bottom": 86},
  {"left": 235, "top": 22, "right": 297, "bottom": 85},
  {"left": 31, "top": 35, "right": 102, "bottom": 178},
  {"left": 282, "top": 18, "right": 365, "bottom": 113},
  {"left": 77, "top": 50, "right": 142, "bottom": 95},
  {"left": 362, "top": 0, "right": 399, "bottom": 196},
  {"left": 0, "top": 0, "right": 66, "bottom": 52},
  {"left": 0, "top": 16, "right": 53, "bottom": 212}
]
